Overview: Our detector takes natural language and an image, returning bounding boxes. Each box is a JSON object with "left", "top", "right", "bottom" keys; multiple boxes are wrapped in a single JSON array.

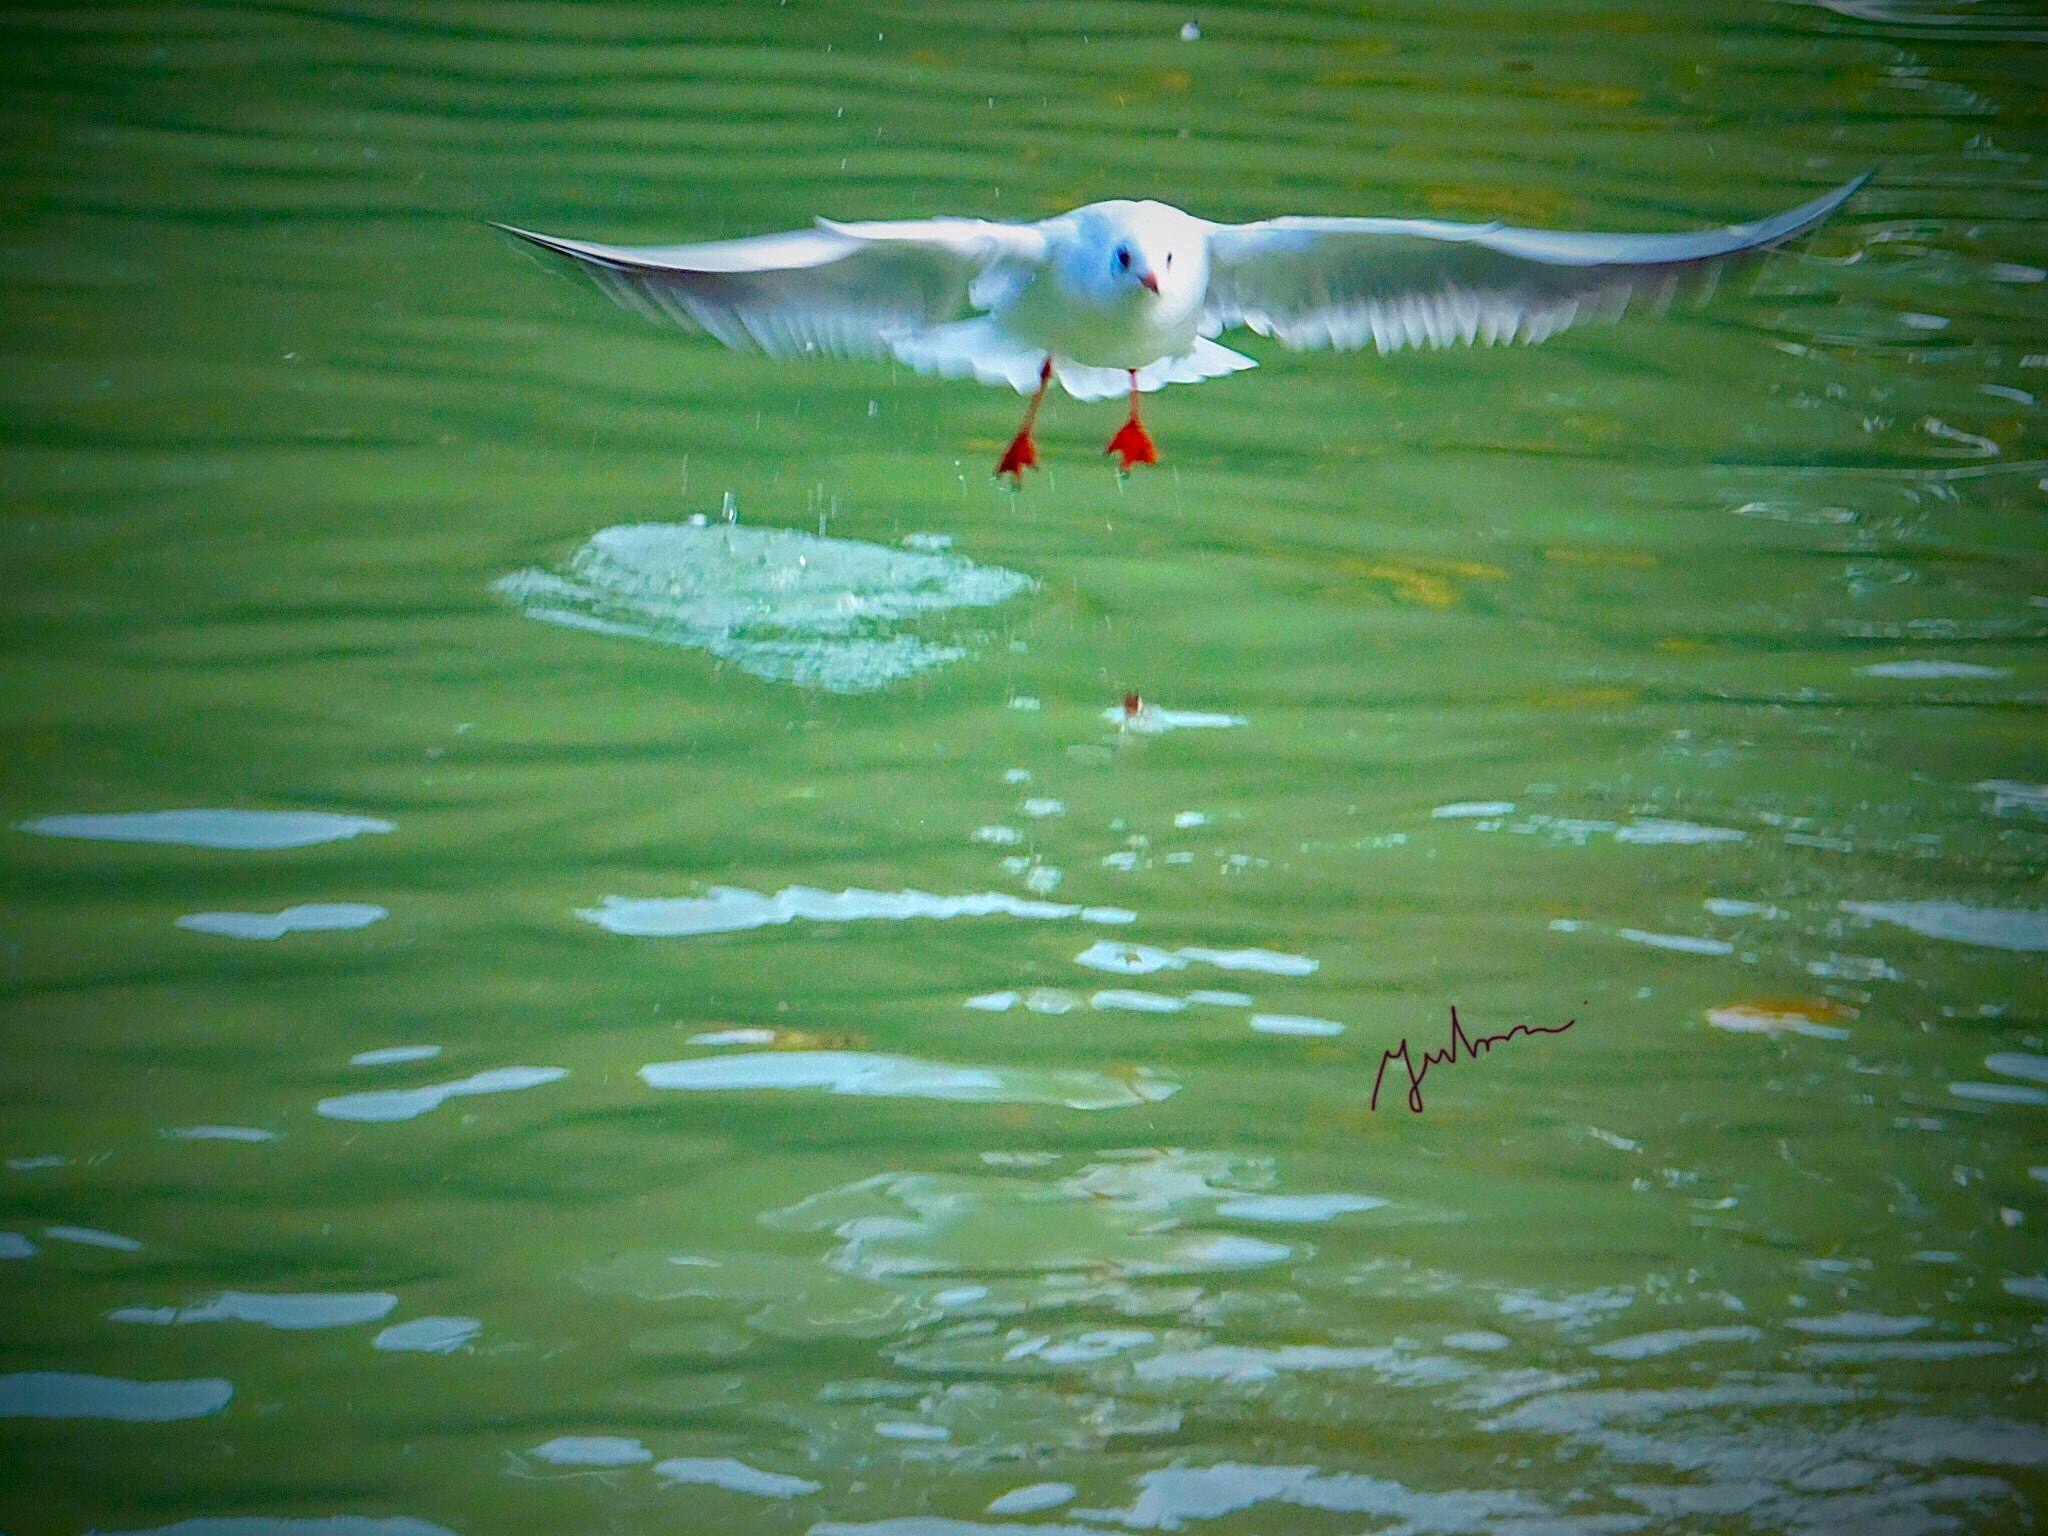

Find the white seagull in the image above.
[{"left": 496, "top": 176, "right": 1865, "bottom": 480}]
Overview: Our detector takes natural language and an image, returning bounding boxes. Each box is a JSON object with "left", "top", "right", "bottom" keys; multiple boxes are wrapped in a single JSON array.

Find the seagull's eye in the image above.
[
  {"left": 1115, "top": 246, "right": 1131, "bottom": 270},
  {"left": 1165, "top": 252, "right": 1174, "bottom": 268}
]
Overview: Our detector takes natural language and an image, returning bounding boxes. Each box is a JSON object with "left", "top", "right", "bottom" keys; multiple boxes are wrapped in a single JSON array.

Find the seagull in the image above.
[{"left": 495, "top": 175, "right": 1865, "bottom": 480}]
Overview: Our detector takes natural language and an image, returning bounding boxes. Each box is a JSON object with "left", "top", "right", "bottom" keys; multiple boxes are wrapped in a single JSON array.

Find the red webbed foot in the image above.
[
  {"left": 996, "top": 430, "right": 1039, "bottom": 481},
  {"left": 1105, "top": 418, "right": 1158, "bottom": 472}
]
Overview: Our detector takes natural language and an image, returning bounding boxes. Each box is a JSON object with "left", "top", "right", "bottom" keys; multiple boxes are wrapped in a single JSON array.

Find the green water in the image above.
[{"left": 3, "top": 2, "right": 2045, "bottom": 1532}]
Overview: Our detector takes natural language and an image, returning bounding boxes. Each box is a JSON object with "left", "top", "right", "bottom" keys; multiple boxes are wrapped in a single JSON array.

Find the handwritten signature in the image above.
[{"left": 1371, "top": 1007, "right": 1576, "bottom": 1113}]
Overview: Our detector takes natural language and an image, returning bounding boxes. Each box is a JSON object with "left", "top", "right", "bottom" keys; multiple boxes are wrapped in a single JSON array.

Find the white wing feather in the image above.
[
  {"left": 494, "top": 217, "right": 1046, "bottom": 362},
  {"left": 1202, "top": 177, "right": 1867, "bottom": 355}
]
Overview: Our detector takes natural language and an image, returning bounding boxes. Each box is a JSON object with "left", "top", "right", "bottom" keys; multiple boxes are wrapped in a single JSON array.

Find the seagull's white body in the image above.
[{"left": 497, "top": 177, "right": 1866, "bottom": 470}]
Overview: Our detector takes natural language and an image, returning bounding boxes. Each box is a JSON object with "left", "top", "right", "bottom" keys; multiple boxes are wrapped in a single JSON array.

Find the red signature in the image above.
[{"left": 1371, "top": 1007, "right": 1577, "bottom": 1113}]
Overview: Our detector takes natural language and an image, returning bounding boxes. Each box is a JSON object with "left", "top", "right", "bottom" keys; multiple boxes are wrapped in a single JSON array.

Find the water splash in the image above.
[{"left": 496, "top": 522, "right": 1034, "bottom": 692}]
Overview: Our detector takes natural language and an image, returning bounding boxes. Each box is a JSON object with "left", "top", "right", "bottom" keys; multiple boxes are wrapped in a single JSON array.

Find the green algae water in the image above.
[{"left": 2, "top": 2, "right": 2045, "bottom": 1532}]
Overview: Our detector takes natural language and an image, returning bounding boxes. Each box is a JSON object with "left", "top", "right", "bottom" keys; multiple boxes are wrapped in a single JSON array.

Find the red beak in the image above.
[{"left": 1138, "top": 271, "right": 1160, "bottom": 294}]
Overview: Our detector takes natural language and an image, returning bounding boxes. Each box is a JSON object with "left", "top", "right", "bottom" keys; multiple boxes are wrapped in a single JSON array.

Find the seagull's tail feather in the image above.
[{"left": 1055, "top": 339, "right": 1259, "bottom": 402}]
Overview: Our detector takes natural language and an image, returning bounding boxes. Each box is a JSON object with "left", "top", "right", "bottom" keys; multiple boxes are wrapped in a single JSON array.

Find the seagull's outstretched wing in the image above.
[
  {"left": 494, "top": 217, "right": 1045, "bottom": 360},
  {"left": 1202, "top": 176, "right": 1866, "bottom": 355}
]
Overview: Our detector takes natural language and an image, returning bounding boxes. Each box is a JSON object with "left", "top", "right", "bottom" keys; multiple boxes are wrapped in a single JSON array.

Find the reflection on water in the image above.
[
  {"left": 530, "top": 1435, "right": 651, "bottom": 1466},
  {"left": 16, "top": 810, "right": 393, "bottom": 849},
  {"left": 373, "top": 1317, "right": 481, "bottom": 1355},
  {"left": 1842, "top": 897, "right": 2048, "bottom": 950},
  {"left": 45, "top": 1225, "right": 143, "bottom": 1252},
  {"left": 109, "top": 1293, "right": 396, "bottom": 1330},
  {"left": 651, "top": 1458, "right": 821, "bottom": 1497},
  {"left": 100, "top": 1522, "right": 456, "bottom": 1536},
  {"left": 175, "top": 903, "right": 387, "bottom": 941},
  {"left": 640, "top": 1052, "right": 1177, "bottom": 1110},
  {"left": 315, "top": 1066, "right": 568, "bottom": 1124},
  {"left": 0, "top": 1373, "right": 232, "bottom": 1422},
  {"left": 581, "top": 887, "right": 1135, "bottom": 936},
  {"left": 164, "top": 1125, "right": 278, "bottom": 1141}
]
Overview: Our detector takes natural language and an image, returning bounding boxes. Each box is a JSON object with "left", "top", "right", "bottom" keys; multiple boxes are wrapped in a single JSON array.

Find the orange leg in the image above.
[
  {"left": 1105, "top": 370, "right": 1159, "bottom": 472},
  {"left": 997, "top": 358, "right": 1054, "bottom": 481}
]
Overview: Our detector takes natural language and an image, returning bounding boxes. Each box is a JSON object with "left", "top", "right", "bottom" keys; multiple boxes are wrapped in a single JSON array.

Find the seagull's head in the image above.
[
  {"left": 1066, "top": 201, "right": 1207, "bottom": 312},
  {"left": 1110, "top": 237, "right": 1161, "bottom": 294}
]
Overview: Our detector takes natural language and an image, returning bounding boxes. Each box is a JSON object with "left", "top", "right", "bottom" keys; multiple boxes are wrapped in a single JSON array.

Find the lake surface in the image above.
[{"left": 2, "top": 2, "right": 2045, "bottom": 1532}]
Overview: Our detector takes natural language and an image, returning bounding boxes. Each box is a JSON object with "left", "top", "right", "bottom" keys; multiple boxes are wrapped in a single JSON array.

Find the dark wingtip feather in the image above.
[{"left": 488, "top": 221, "right": 605, "bottom": 265}]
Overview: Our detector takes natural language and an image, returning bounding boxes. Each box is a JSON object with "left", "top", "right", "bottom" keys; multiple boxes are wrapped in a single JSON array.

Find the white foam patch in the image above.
[
  {"left": 1105, "top": 703, "right": 1248, "bottom": 734},
  {"left": 531, "top": 1436, "right": 651, "bottom": 1466},
  {"left": 0, "top": 1371, "right": 232, "bottom": 1420},
  {"left": 1589, "top": 1326, "right": 1762, "bottom": 1360},
  {"left": 317, "top": 1066, "right": 567, "bottom": 1123},
  {"left": 2004, "top": 1276, "right": 2048, "bottom": 1304},
  {"left": 176, "top": 904, "right": 386, "bottom": 941},
  {"left": 963, "top": 992, "right": 1018, "bottom": 1012},
  {"left": 640, "top": 1051, "right": 1176, "bottom": 1111},
  {"left": 1858, "top": 660, "right": 2010, "bottom": 679},
  {"left": 1074, "top": 941, "right": 1315, "bottom": 976},
  {"left": 1842, "top": 899, "right": 2048, "bottom": 952},
  {"left": 165, "top": 1125, "right": 277, "bottom": 1142},
  {"left": 1615, "top": 819, "right": 1745, "bottom": 845},
  {"left": 1618, "top": 929, "right": 1734, "bottom": 956},
  {"left": 45, "top": 1224, "right": 141, "bottom": 1251},
  {"left": 351, "top": 1045, "right": 441, "bottom": 1066},
  {"left": 1432, "top": 801, "right": 1516, "bottom": 819},
  {"left": 1187, "top": 990, "right": 1253, "bottom": 1007},
  {"left": 1249, "top": 1014, "right": 1345, "bottom": 1037},
  {"left": 496, "top": 521, "right": 1033, "bottom": 693},
  {"left": 16, "top": 809, "right": 394, "bottom": 850},
  {"left": 1214, "top": 1193, "right": 1386, "bottom": 1223},
  {"left": 653, "top": 1457, "right": 821, "bottom": 1497},
  {"left": 110, "top": 1292, "right": 396, "bottom": 1330},
  {"left": 0, "top": 1232, "right": 36, "bottom": 1258},
  {"left": 374, "top": 1316, "right": 481, "bottom": 1353},
  {"left": 582, "top": 887, "right": 1132, "bottom": 938}
]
